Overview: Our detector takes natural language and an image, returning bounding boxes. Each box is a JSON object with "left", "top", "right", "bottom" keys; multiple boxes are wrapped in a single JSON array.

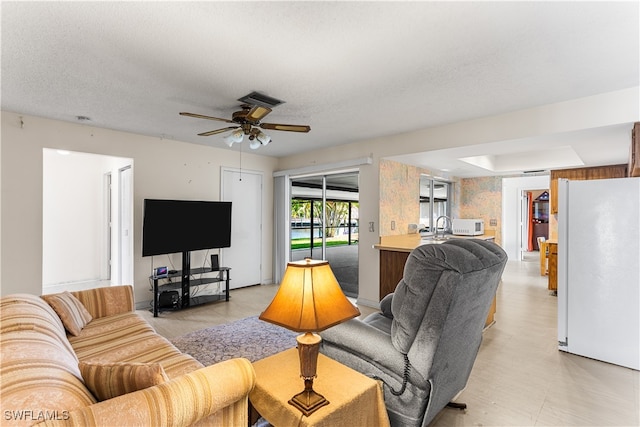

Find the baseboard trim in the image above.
[{"left": 355, "top": 297, "right": 379, "bottom": 309}]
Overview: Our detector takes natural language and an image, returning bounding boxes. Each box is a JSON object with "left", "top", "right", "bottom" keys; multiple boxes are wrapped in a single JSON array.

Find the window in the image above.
[{"left": 419, "top": 175, "right": 451, "bottom": 233}]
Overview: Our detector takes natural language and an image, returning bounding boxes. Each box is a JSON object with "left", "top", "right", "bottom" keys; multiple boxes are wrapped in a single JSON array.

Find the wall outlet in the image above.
[
  {"left": 391, "top": 220, "right": 396, "bottom": 230},
  {"left": 490, "top": 219, "right": 497, "bottom": 226}
]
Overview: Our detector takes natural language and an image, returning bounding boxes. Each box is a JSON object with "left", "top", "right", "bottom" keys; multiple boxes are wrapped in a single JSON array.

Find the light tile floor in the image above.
[{"left": 139, "top": 254, "right": 639, "bottom": 426}]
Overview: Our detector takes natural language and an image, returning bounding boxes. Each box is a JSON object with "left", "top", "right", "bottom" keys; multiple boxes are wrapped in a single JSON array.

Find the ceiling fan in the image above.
[{"left": 180, "top": 92, "right": 311, "bottom": 150}]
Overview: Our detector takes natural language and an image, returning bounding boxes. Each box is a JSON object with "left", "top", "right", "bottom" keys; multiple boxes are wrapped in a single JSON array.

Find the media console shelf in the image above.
[{"left": 151, "top": 266, "right": 231, "bottom": 317}]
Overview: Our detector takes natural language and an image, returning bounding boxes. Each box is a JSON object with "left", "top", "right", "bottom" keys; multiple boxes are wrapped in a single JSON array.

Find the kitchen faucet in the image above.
[{"left": 434, "top": 215, "right": 452, "bottom": 239}]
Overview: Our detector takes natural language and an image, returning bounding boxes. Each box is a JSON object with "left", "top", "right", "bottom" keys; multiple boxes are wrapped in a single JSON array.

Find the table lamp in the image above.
[{"left": 259, "top": 258, "right": 360, "bottom": 416}]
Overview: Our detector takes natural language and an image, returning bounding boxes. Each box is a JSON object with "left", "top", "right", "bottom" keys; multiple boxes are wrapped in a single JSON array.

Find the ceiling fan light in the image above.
[
  {"left": 231, "top": 128, "right": 244, "bottom": 142},
  {"left": 249, "top": 140, "right": 261, "bottom": 150},
  {"left": 257, "top": 131, "right": 271, "bottom": 146},
  {"left": 224, "top": 128, "right": 244, "bottom": 146},
  {"left": 224, "top": 135, "right": 236, "bottom": 147}
]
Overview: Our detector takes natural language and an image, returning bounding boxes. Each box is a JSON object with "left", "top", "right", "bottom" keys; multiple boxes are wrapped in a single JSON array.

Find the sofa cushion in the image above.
[
  {"left": 71, "top": 285, "right": 134, "bottom": 319},
  {"left": 70, "top": 312, "right": 203, "bottom": 378},
  {"left": 42, "top": 291, "right": 93, "bottom": 336},
  {"left": 79, "top": 361, "right": 169, "bottom": 401},
  {"left": 0, "top": 294, "right": 96, "bottom": 426}
]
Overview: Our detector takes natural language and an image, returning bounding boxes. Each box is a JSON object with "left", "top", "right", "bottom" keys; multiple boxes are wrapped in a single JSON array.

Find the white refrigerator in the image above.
[{"left": 557, "top": 177, "right": 640, "bottom": 370}]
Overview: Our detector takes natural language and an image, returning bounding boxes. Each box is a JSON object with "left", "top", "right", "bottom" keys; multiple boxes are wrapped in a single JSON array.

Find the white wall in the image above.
[
  {"left": 276, "top": 88, "right": 638, "bottom": 307},
  {"left": 1, "top": 112, "right": 278, "bottom": 302}
]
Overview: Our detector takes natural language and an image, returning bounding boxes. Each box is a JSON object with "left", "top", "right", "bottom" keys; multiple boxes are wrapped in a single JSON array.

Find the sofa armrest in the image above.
[
  {"left": 71, "top": 285, "right": 134, "bottom": 319},
  {"left": 37, "top": 358, "right": 256, "bottom": 427}
]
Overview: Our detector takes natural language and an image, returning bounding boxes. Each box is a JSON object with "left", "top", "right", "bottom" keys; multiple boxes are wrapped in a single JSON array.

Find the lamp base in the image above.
[
  {"left": 288, "top": 333, "right": 330, "bottom": 416},
  {"left": 288, "top": 379, "right": 329, "bottom": 416}
]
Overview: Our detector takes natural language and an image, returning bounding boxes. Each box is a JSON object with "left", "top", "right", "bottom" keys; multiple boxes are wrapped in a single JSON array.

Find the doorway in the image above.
[
  {"left": 523, "top": 189, "right": 549, "bottom": 253},
  {"left": 501, "top": 175, "right": 550, "bottom": 261},
  {"left": 289, "top": 172, "right": 359, "bottom": 298},
  {"left": 42, "top": 149, "right": 133, "bottom": 293}
]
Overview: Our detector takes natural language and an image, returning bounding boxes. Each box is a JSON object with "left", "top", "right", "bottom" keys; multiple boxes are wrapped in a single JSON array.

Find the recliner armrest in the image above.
[{"left": 320, "top": 318, "right": 407, "bottom": 374}]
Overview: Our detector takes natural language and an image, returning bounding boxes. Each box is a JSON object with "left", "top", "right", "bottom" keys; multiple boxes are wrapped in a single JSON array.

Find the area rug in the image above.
[{"left": 170, "top": 316, "right": 297, "bottom": 366}]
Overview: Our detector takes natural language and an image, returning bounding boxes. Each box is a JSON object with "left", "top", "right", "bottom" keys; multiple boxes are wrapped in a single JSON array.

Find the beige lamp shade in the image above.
[{"left": 259, "top": 259, "right": 360, "bottom": 332}]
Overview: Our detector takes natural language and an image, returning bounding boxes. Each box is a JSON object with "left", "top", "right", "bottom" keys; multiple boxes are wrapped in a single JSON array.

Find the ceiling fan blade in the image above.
[
  {"left": 180, "top": 112, "right": 234, "bottom": 124},
  {"left": 260, "top": 123, "right": 311, "bottom": 133},
  {"left": 246, "top": 105, "right": 272, "bottom": 122},
  {"left": 198, "top": 126, "right": 239, "bottom": 136}
]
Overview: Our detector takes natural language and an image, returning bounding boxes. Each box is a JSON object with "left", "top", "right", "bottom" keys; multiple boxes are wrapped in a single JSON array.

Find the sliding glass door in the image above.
[{"left": 289, "top": 172, "right": 359, "bottom": 297}]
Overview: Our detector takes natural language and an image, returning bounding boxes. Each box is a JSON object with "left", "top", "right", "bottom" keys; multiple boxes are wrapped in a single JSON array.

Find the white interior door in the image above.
[
  {"left": 221, "top": 168, "right": 262, "bottom": 289},
  {"left": 118, "top": 166, "right": 133, "bottom": 285}
]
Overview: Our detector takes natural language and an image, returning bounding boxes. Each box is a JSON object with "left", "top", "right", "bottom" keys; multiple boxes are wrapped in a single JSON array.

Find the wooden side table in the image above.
[{"left": 249, "top": 348, "right": 390, "bottom": 427}]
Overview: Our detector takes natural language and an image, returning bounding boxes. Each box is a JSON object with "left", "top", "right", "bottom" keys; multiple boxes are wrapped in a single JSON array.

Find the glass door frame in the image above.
[
  {"left": 420, "top": 174, "right": 452, "bottom": 235},
  {"left": 289, "top": 171, "right": 359, "bottom": 261}
]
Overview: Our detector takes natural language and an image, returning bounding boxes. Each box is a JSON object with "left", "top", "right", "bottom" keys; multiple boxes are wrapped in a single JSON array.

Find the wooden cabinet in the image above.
[
  {"left": 379, "top": 250, "right": 409, "bottom": 299},
  {"left": 630, "top": 122, "right": 640, "bottom": 177},
  {"left": 550, "top": 164, "right": 628, "bottom": 214},
  {"left": 548, "top": 242, "right": 558, "bottom": 293}
]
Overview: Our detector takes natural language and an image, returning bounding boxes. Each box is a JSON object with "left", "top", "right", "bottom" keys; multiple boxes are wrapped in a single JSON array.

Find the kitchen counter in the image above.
[
  {"left": 375, "top": 232, "right": 498, "bottom": 328},
  {"left": 374, "top": 231, "right": 496, "bottom": 252}
]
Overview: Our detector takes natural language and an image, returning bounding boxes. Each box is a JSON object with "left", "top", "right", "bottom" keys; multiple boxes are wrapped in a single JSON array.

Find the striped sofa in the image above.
[{"left": 0, "top": 286, "right": 256, "bottom": 426}]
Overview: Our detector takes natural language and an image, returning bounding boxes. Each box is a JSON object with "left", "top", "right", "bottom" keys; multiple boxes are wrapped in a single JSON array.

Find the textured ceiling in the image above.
[{"left": 2, "top": 1, "right": 638, "bottom": 175}]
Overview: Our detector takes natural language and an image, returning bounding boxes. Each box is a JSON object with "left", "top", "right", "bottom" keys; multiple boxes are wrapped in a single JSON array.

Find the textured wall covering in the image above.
[
  {"left": 379, "top": 159, "right": 421, "bottom": 236},
  {"left": 379, "top": 159, "right": 459, "bottom": 237},
  {"left": 459, "top": 176, "right": 503, "bottom": 244},
  {"left": 380, "top": 160, "right": 505, "bottom": 244}
]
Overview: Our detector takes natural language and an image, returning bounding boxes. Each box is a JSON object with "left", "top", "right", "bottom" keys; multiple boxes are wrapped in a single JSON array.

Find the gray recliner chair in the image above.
[{"left": 320, "top": 239, "right": 507, "bottom": 427}]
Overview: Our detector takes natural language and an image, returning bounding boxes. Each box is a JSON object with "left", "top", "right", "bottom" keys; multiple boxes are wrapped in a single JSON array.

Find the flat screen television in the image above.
[{"left": 142, "top": 199, "right": 232, "bottom": 257}]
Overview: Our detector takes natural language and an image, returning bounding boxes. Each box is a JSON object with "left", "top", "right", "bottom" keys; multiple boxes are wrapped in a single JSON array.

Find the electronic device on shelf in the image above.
[
  {"left": 159, "top": 291, "right": 179, "bottom": 308},
  {"left": 154, "top": 266, "right": 168, "bottom": 279}
]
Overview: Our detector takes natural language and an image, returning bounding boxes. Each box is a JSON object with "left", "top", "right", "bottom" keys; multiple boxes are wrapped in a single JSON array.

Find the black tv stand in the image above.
[
  {"left": 181, "top": 251, "right": 191, "bottom": 307},
  {"left": 151, "top": 251, "right": 230, "bottom": 317}
]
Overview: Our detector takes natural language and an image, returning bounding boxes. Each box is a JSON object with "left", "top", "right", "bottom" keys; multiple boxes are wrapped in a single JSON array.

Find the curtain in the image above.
[{"left": 273, "top": 175, "right": 290, "bottom": 284}]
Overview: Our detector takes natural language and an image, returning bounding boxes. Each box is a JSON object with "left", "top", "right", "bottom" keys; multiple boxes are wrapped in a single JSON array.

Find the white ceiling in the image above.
[
  {"left": 388, "top": 122, "right": 636, "bottom": 177},
  {"left": 2, "top": 1, "right": 638, "bottom": 177}
]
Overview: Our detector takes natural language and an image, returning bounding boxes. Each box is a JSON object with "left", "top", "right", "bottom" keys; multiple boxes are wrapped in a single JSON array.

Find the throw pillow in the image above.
[
  {"left": 79, "top": 362, "right": 169, "bottom": 401},
  {"left": 43, "top": 291, "right": 92, "bottom": 336}
]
